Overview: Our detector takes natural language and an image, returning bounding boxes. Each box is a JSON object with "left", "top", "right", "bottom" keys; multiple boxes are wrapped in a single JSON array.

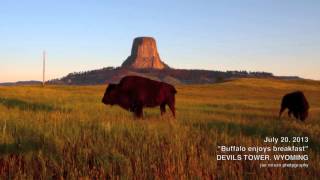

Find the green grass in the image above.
[{"left": 0, "top": 78, "right": 319, "bottom": 179}]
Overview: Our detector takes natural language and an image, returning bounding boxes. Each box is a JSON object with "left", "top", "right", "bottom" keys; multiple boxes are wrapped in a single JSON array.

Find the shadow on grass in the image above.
[
  {"left": 0, "top": 127, "right": 57, "bottom": 156},
  {"left": 193, "top": 120, "right": 320, "bottom": 153},
  {"left": 0, "top": 138, "right": 45, "bottom": 155},
  {"left": 0, "top": 97, "right": 70, "bottom": 112}
]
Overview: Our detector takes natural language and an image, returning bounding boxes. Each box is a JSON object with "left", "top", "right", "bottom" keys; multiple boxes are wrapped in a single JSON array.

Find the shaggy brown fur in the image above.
[
  {"left": 279, "top": 91, "right": 309, "bottom": 121},
  {"left": 102, "top": 76, "right": 177, "bottom": 118}
]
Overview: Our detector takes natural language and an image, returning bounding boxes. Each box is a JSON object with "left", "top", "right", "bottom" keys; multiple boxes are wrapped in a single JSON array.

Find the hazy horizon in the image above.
[{"left": 1, "top": 0, "right": 320, "bottom": 82}]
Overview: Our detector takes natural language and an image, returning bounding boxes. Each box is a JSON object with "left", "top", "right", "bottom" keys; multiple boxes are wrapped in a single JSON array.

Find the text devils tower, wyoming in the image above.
[{"left": 121, "top": 37, "right": 169, "bottom": 69}]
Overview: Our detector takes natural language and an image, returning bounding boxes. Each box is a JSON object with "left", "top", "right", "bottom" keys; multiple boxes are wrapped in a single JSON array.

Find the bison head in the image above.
[{"left": 102, "top": 84, "right": 118, "bottom": 105}]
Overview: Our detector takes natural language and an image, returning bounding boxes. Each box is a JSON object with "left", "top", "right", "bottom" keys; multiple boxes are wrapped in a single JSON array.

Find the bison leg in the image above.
[
  {"left": 293, "top": 111, "right": 299, "bottom": 120},
  {"left": 160, "top": 103, "right": 166, "bottom": 115},
  {"left": 300, "top": 110, "right": 308, "bottom": 121},
  {"left": 167, "top": 95, "right": 176, "bottom": 118},
  {"left": 168, "top": 103, "right": 175, "bottom": 118},
  {"left": 134, "top": 105, "right": 143, "bottom": 118},
  {"left": 129, "top": 103, "right": 136, "bottom": 112},
  {"left": 299, "top": 111, "right": 305, "bottom": 121}
]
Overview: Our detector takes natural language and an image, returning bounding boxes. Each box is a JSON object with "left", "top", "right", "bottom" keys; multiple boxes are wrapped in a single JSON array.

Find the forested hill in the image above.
[{"left": 47, "top": 66, "right": 299, "bottom": 85}]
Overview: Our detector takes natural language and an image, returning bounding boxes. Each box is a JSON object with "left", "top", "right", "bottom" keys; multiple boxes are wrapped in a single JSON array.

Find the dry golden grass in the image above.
[{"left": 0, "top": 78, "right": 319, "bottom": 179}]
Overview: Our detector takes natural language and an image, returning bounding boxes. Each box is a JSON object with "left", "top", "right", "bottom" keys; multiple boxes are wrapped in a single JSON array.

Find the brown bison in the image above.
[
  {"left": 279, "top": 91, "right": 309, "bottom": 121},
  {"left": 102, "top": 76, "right": 177, "bottom": 118}
]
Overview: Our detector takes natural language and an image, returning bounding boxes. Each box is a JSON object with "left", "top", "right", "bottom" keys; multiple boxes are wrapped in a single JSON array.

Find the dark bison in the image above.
[
  {"left": 102, "top": 76, "right": 177, "bottom": 118},
  {"left": 279, "top": 91, "right": 309, "bottom": 121}
]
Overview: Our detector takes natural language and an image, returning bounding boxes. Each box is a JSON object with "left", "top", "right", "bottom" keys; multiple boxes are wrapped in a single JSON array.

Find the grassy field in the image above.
[{"left": 0, "top": 78, "right": 319, "bottom": 179}]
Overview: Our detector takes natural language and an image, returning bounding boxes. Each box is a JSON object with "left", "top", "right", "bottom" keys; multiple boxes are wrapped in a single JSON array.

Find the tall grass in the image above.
[{"left": 0, "top": 78, "right": 319, "bottom": 179}]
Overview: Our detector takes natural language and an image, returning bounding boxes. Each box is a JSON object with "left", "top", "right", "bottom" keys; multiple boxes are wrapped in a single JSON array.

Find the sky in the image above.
[{"left": 0, "top": 0, "right": 319, "bottom": 82}]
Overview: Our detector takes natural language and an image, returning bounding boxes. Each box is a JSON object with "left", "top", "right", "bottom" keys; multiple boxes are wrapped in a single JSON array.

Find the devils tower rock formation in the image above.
[{"left": 121, "top": 37, "right": 169, "bottom": 69}]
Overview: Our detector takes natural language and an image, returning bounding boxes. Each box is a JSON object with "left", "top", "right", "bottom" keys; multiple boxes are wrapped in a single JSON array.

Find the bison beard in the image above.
[
  {"left": 102, "top": 76, "right": 177, "bottom": 118},
  {"left": 279, "top": 91, "right": 309, "bottom": 121}
]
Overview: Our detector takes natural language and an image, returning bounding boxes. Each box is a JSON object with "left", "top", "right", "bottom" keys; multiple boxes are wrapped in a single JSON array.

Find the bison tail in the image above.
[{"left": 171, "top": 88, "right": 177, "bottom": 94}]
